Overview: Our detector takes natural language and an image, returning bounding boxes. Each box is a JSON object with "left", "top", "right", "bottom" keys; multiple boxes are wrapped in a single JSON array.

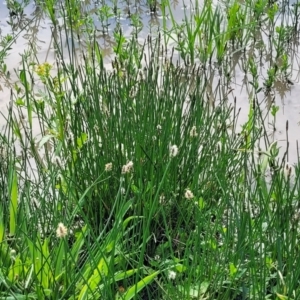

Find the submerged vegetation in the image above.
[{"left": 1, "top": 0, "right": 300, "bottom": 298}]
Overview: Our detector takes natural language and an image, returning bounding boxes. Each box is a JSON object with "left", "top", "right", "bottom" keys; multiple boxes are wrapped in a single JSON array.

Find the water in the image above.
[{"left": 1, "top": 0, "right": 300, "bottom": 165}]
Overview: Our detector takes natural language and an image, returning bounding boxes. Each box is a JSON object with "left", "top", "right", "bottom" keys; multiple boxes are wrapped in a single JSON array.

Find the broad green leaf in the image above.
[
  {"left": 122, "top": 216, "right": 141, "bottom": 231},
  {"left": 41, "top": 238, "right": 51, "bottom": 288},
  {"left": 78, "top": 256, "right": 109, "bottom": 299},
  {"left": 0, "top": 242, "right": 11, "bottom": 268},
  {"left": 117, "top": 200, "right": 133, "bottom": 226},
  {"left": 114, "top": 269, "right": 138, "bottom": 281},
  {"left": 9, "top": 170, "right": 18, "bottom": 236},
  {"left": 19, "top": 70, "right": 27, "bottom": 87},
  {"left": 178, "top": 281, "right": 209, "bottom": 297},
  {"left": 229, "top": 262, "right": 237, "bottom": 277},
  {"left": 175, "top": 264, "right": 186, "bottom": 273},
  {"left": 15, "top": 98, "right": 25, "bottom": 106},
  {"left": 198, "top": 197, "right": 206, "bottom": 210},
  {"left": 69, "top": 225, "right": 88, "bottom": 267},
  {"left": 0, "top": 268, "right": 11, "bottom": 289},
  {"left": 123, "top": 271, "right": 160, "bottom": 300},
  {"left": 0, "top": 204, "right": 4, "bottom": 243},
  {"left": 1, "top": 296, "right": 34, "bottom": 300},
  {"left": 276, "top": 294, "right": 288, "bottom": 300},
  {"left": 31, "top": 235, "right": 51, "bottom": 289},
  {"left": 105, "top": 240, "right": 115, "bottom": 253},
  {"left": 8, "top": 256, "right": 23, "bottom": 283},
  {"left": 76, "top": 132, "right": 88, "bottom": 149}
]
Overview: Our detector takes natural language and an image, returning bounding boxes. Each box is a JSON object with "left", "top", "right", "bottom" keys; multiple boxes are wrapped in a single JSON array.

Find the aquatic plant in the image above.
[{"left": 0, "top": 0, "right": 300, "bottom": 298}]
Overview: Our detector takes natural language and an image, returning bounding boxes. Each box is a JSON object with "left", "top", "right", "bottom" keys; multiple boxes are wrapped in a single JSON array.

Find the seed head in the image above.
[
  {"left": 159, "top": 194, "right": 166, "bottom": 204},
  {"left": 169, "top": 145, "right": 179, "bottom": 158},
  {"left": 10, "top": 249, "right": 16, "bottom": 257},
  {"left": 56, "top": 223, "right": 68, "bottom": 238},
  {"left": 122, "top": 161, "right": 134, "bottom": 174},
  {"left": 185, "top": 189, "right": 194, "bottom": 199},
  {"left": 168, "top": 270, "right": 176, "bottom": 280},
  {"left": 105, "top": 163, "right": 113, "bottom": 172},
  {"left": 154, "top": 255, "right": 161, "bottom": 261},
  {"left": 283, "top": 162, "right": 293, "bottom": 179},
  {"left": 190, "top": 126, "right": 198, "bottom": 137}
]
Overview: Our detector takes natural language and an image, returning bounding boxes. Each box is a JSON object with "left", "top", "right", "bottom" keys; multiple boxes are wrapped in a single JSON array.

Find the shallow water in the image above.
[{"left": 1, "top": 0, "right": 300, "bottom": 165}]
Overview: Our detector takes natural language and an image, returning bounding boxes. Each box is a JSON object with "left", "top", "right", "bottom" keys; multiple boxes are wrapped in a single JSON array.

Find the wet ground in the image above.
[{"left": 1, "top": 0, "right": 300, "bottom": 164}]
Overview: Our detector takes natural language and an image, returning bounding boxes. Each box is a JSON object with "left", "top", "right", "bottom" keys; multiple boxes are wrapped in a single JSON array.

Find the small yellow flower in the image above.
[
  {"left": 56, "top": 222, "right": 68, "bottom": 238},
  {"left": 36, "top": 64, "right": 45, "bottom": 76},
  {"left": 35, "top": 62, "right": 52, "bottom": 81}
]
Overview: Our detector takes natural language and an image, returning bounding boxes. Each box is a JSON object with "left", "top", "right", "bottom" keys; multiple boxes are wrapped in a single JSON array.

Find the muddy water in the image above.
[
  {"left": 228, "top": 32, "right": 300, "bottom": 164},
  {"left": 0, "top": 0, "right": 195, "bottom": 133},
  {"left": 1, "top": 0, "right": 300, "bottom": 165}
]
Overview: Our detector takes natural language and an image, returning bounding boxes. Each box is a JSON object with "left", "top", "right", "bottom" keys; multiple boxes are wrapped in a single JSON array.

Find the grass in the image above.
[{"left": 1, "top": 0, "right": 300, "bottom": 298}]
